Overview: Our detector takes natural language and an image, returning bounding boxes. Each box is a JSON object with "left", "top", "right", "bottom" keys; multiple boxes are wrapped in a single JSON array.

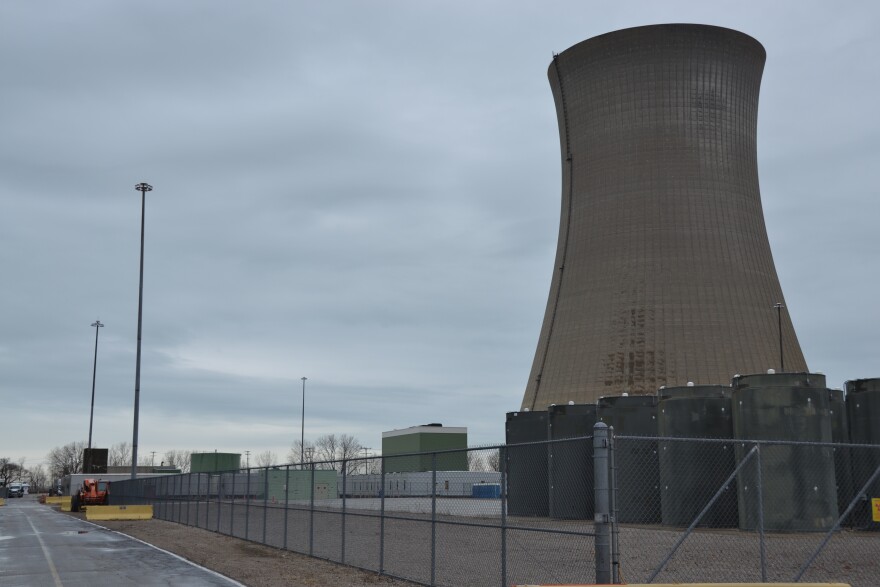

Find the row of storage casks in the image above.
[{"left": 505, "top": 374, "right": 880, "bottom": 532}]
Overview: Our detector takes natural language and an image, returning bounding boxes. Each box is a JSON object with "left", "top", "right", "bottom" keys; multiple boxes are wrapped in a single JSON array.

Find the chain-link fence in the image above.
[
  {"left": 612, "top": 434, "right": 880, "bottom": 586},
  {"left": 111, "top": 445, "right": 595, "bottom": 587},
  {"left": 109, "top": 435, "right": 879, "bottom": 586}
]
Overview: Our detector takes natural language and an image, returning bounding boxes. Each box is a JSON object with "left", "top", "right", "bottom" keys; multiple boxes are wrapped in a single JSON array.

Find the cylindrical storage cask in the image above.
[
  {"left": 598, "top": 394, "right": 659, "bottom": 523},
  {"left": 828, "top": 388, "right": 854, "bottom": 522},
  {"left": 548, "top": 403, "right": 597, "bottom": 519},
  {"left": 505, "top": 410, "right": 549, "bottom": 516},
  {"left": 657, "top": 386, "right": 737, "bottom": 527},
  {"left": 732, "top": 382, "right": 838, "bottom": 531},
  {"left": 733, "top": 372, "right": 826, "bottom": 390},
  {"left": 845, "top": 378, "right": 880, "bottom": 530}
]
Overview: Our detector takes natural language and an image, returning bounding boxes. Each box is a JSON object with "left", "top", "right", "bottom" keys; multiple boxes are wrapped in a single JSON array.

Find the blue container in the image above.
[{"left": 472, "top": 483, "right": 501, "bottom": 498}]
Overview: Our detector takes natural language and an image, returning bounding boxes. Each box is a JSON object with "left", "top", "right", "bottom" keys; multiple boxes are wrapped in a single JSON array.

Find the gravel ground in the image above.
[
  {"left": 68, "top": 512, "right": 418, "bottom": 587},
  {"left": 64, "top": 500, "right": 877, "bottom": 587}
]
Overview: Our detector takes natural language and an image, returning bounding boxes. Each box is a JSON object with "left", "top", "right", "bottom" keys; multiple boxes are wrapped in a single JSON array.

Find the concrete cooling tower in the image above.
[{"left": 523, "top": 24, "right": 807, "bottom": 410}]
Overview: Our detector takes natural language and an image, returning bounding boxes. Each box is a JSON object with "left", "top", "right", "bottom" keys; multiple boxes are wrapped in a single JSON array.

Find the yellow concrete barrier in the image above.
[
  {"left": 59, "top": 496, "right": 73, "bottom": 511},
  {"left": 85, "top": 505, "right": 153, "bottom": 521},
  {"left": 0, "top": 498, "right": 5, "bottom": 506},
  {"left": 45, "top": 496, "right": 65, "bottom": 504}
]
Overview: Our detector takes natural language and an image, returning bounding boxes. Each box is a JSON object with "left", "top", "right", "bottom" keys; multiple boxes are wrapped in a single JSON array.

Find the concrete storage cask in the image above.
[
  {"left": 732, "top": 374, "right": 838, "bottom": 531},
  {"left": 828, "top": 388, "right": 854, "bottom": 521},
  {"left": 657, "top": 385, "right": 737, "bottom": 527},
  {"left": 548, "top": 403, "right": 597, "bottom": 519},
  {"left": 597, "top": 394, "right": 660, "bottom": 523},
  {"left": 845, "top": 378, "right": 880, "bottom": 530},
  {"left": 734, "top": 372, "right": 827, "bottom": 390},
  {"left": 505, "top": 410, "right": 549, "bottom": 517}
]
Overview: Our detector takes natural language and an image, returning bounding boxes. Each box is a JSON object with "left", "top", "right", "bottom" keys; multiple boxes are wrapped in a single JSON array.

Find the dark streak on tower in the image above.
[{"left": 523, "top": 24, "right": 808, "bottom": 410}]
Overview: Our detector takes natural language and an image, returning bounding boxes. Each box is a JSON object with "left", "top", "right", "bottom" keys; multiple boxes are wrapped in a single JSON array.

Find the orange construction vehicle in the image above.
[{"left": 70, "top": 479, "right": 109, "bottom": 512}]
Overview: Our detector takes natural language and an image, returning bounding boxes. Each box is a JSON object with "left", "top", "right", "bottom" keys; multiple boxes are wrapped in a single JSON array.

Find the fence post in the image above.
[
  {"left": 379, "top": 454, "right": 386, "bottom": 576},
  {"left": 230, "top": 472, "right": 236, "bottom": 536},
  {"left": 245, "top": 468, "right": 251, "bottom": 540},
  {"left": 196, "top": 473, "right": 201, "bottom": 528},
  {"left": 283, "top": 465, "right": 290, "bottom": 550},
  {"left": 755, "top": 444, "right": 766, "bottom": 583},
  {"left": 216, "top": 473, "right": 222, "bottom": 533},
  {"left": 309, "top": 462, "right": 315, "bottom": 557},
  {"left": 262, "top": 467, "right": 269, "bottom": 544},
  {"left": 594, "top": 421, "right": 612, "bottom": 585},
  {"left": 431, "top": 452, "right": 437, "bottom": 587},
  {"left": 608, "top": 426, "right": 620, "bottom": 584},
  {"left": 342, "top": 459, "right": 347, "bottom": 564},
  {"left": 500, "top": 446, "right": 508, "bottom": 587}
]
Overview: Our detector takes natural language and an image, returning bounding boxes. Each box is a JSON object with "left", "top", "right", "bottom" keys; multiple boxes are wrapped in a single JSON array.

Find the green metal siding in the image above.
[
  {"left": 191, "top": 452, "right": 241, "bottom": 473},
  {"left": 264, "top": 469, "right": 338, "bottom": 501},
  {"left": 383, "top": 431, "right": 468, "bottom": 472}
]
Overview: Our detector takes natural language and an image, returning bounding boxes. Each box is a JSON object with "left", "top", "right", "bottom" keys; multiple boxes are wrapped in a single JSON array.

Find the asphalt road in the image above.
[{"left": 0, "top": 496, "right": 244, "bottom": 587}]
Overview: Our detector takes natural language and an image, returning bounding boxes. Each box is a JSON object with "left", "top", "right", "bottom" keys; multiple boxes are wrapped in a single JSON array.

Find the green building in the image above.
[
  {"left": 263, "top": 469, "right": 338, "bottom": 502},
  {"left": 382, "top": 424, "right": 468, "bottom": 473},
  {"left": 190, "top": 452, "right": 241, "bottom": 473}
]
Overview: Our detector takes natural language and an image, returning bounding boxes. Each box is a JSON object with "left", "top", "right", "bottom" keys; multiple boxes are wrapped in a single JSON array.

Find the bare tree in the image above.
[
  {"left": 28, "top": 465, "right": 49, "bottom": 493},
  {"left": 108, "top": 442, "right": 132, "bottom": 467},
  {"left": 314, "top": 434, "right": 362, "bottom": 474},
  {"left": 1, "top": 457, "right": 21, "bottom": 486},
  {"left": 255, "top": 450, "right": 277, "bottom": 468},
  {"left": 162, "top": 450, "right": 192, "bottom": 473},
  {"left": 485, "top": 449, "right": 501, "bottom": 472},
  {"left": 46, "top": 441, "right": 85, "bottom": 478},
  {"left": 286, "top": 439, "right": 316, "bottom": 465},
  {"left": 467, "top": 451, "right": 487, "bottom": 472}
]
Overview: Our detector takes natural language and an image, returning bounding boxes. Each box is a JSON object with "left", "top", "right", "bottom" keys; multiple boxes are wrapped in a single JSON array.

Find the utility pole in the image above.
[
  {"left": 131, "top": 182, "right": 152, "bottom": 479},
  {"left": 774, "top": 302, "right": 785, "bottom": 372},
  {"left": 86, "top": 320, "right": 104, "bottom": 473},
  {"left": 362, "top": 447, "right": 372, "bottom": 475}
]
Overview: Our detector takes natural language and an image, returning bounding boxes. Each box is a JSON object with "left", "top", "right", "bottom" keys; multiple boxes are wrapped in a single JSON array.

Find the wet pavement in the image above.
[{"left": 0, "top": 496, "right": 244, "bottom": 586}]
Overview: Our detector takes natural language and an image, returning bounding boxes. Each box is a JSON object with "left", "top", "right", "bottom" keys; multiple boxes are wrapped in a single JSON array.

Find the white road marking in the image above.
[{"left": 25, "top": 513, "right": 64, "bottom": 587}]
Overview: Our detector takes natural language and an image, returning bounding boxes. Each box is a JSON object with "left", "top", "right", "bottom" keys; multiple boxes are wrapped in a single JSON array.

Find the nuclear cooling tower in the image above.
[{"left": 523, "top": 24, "right": 807, "bottom": 410}]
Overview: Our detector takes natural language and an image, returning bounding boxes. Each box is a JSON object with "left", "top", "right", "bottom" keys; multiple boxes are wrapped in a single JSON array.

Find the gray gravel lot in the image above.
[{"left": 141, "top": 498, "right": 877, "bottom": 586}]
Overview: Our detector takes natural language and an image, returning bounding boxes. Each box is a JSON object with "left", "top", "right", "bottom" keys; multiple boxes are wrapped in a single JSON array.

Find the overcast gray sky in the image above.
[{"left": 2, "top": 1, "right": 877, "bottom": 470}]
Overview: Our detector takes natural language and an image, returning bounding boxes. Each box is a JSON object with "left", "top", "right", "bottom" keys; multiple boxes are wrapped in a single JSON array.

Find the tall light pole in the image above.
[
  {"left": 131, "top": 182, "right": 152, "bottom": 479},
  {"left": 300, "top": 376, "right": 308, "bottom": 466},
  {"left": 86, "top": 320, "right": 104, "bottom": 474},
  {"left": 774, "top": 302, "right": 785, "bottom": 372}
]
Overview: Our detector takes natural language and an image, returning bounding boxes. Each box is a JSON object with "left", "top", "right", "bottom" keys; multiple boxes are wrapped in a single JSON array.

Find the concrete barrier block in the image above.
[{"left": 85, "top": 505, "right": 153, "bottom": 521}]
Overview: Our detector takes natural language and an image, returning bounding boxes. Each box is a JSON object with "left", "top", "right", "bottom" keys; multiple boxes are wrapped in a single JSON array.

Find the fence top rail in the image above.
[{"left": 616, "top": 434, "right": 880, "bottom": 449}]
